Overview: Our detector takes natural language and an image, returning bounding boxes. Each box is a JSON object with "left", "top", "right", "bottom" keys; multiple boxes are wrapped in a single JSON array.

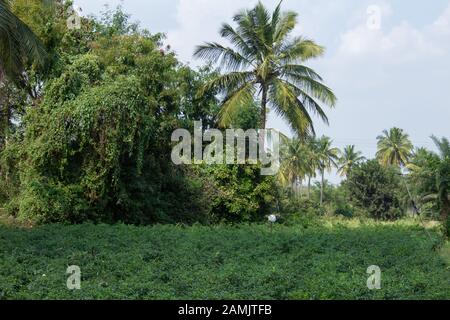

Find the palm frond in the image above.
[
  {"left": 271, "top": 1, "right": 283, "bottom": 36},
  {"left": 233, "top": 8, "right": 267, "bottom": 61},
  {"left": 217, "top": 81, "right": 256, "bottom": 128},
  {"left": 219, "top": 23, "right": 255, "bottom": 60},
  {"left": 194, "top": 42, "right": 251, "bottom": 71},
  {"left": 280, "top": 64, "right": 323, "bottom": 81},
  {"left": 281, "top": 80, "right": 333, "bottom": 125},
  {"left": 282, "top": 73, "right": 336, "bottom": 107},
  {"left": 0, "top": 0, "right": 46, "bottom": 80},
  {"left": 198, "top": 71, "right": 255, "bottom": 97},
  {"left": 269, "top": 79, "right": 315, "bottom": 137},
  {"left": 431, "top": 135, "right": 450, "bottom": 159},
  {"left": 273, "top": 11, "right": 297, "bottom": 45},
  {"left": 279, "top": 37, "right": 325, "bottom": 63}
]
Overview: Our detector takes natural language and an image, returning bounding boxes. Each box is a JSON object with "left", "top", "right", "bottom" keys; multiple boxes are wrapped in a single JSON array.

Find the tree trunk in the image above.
[
  {"left": 260, "top": 85, "right": 267, "bottom": 130},
  {"left": 259, "top": 85, "right": 268, "bottom": 153},
  {"left": 320, "top": 170, "right": 324, "bottom": 205}
]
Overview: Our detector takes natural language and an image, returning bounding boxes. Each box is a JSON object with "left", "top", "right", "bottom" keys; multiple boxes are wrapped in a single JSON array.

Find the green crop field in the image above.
[{"left": 1, "top": 218, "right": 448, "bottom": 300}]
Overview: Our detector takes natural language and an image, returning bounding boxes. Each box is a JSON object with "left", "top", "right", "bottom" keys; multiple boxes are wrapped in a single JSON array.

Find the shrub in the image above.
[
  {"left": 334, "top": 207, "right": 354, "bottom": 218},
  {"left": 344, "top": 160, "right": 404, "bottom": 220},
  {"left": 194, "top": 163, "right": 278, "bottom": 223}
]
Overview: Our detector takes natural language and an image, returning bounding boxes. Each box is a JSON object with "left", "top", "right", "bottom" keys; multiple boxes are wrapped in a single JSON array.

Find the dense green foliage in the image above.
[
  {"left": 196, "top": 164, "right": 278, "bottom": 223},
  {"left": 1, "top": 35, "right": 208, "bottom": 224},
  {"left": 408, "top": 138, "right": 450, "bottom": 236},
  {"left": 0, "top": 219, "right": 448, "bottom": 300},
  {"left": 0, "top": 3, "right": 276, "bottom": 225},
  {"left": 344, "top": 160, "right": 404, "bottom": 220}
]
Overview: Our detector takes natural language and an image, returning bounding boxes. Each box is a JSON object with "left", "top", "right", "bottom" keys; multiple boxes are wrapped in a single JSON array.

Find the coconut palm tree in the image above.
[
  {"left": 315, "top": 136, "right": 339, "bottom": 205},
  {"left": 0, "top": 0, "right": 47, "bottom": 81},
  {"left": 303, "top": 139, "right": 317, "bottom": 199},
  {"left": 194, "top": 1, "right": 336, "bottom": 136},
  {"left": 279, "top": 138, "right": 309, "bottom": 196},
  {"left": 338, "top": 145, "right": 365, "bottom": 177},
  {"left": 407, "top": 136, "right": 450, "bottom": 236},
  {"left": 425, "top": 136, "right": 450, "bottom": 235},
  {"left": 376, "top": 128, "right": 413, "bottom": 168}
]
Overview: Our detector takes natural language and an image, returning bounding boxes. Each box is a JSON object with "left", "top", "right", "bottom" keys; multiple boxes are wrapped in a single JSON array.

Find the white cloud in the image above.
[
  {"left": 432, "top": 2, "right": 450, "bottom": 34},
  {"left": 165, "top": 0, "right": 344, "bottom": 64},
  {"left": 166, "top": 0, "right": 262, "bottom": 64},
  {"left": 315, "top": 2, "right": 450, "bottom": 167},
  {"left": 336, "top": 3, "right": 450, "bottom": 62}
]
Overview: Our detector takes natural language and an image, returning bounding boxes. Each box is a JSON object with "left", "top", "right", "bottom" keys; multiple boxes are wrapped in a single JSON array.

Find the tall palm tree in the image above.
[
  {"left": 0, "top": 0, "right": 46, "bottom": 81},
  {"left": 338, "top": 145, "right": 365, "bottom": 177},
  {"left": 194, "top": 1, "right": 336, "bottom": 136},
  {"left": 315, "top": 136, "right": 339, "bottom": 205},
  {"left": 376, "top": 127, "right": 413, "bottom": 168},
  {"left": 279, "top": 138, "right": 308, "bottom": 196},
  {"left": 303, "top": 139, "right": 317, "bottom": 199}
]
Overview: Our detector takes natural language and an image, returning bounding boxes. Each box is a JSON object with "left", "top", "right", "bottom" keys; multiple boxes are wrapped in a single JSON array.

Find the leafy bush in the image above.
[
  {"left": 194, "top": 163, "right": 278, "bottom": 223},
  {"left": 344, "top": 160, "right": 404, "bottom": 220},
  {"left": 334, "top": 207, "right": 354, "bottom": 218},
  {"left": 282, "top": 197, "right": 325, "bottom": 217}
]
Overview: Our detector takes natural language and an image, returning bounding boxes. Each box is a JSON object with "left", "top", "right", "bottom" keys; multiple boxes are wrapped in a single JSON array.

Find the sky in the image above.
[{"left": 73, "top": 0, "right": 450, "bottom": 182}]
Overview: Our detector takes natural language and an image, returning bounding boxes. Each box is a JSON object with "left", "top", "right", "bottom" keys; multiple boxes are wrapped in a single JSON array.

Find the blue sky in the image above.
[{"left": 74, "top": 0, "right": 450, "bottom": 182}]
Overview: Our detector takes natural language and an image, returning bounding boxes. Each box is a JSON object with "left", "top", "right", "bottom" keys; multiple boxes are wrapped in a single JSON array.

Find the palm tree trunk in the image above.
[
  {"left": 259, "top": 84, "right": 268, "bottom": 153},
  {"left": 259, "top": 85, "right": 267, "bottom": 152},
  {"left": 320, "top": 170, "right": 324, "bottom": 205},
  {"left": 260, "top": 85, "right": 267, "bottom": 130}
]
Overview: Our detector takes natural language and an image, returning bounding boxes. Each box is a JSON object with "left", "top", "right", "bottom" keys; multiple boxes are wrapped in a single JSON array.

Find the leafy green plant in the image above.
[
  {"left": 344, "top": 160, "right": 404, "bottom": 220},
  {"left": 0, "top": 220, "right": 447, "bottom": 300}
]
